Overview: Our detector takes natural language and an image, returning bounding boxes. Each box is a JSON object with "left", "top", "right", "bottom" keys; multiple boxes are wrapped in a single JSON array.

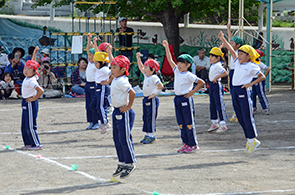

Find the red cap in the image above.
[
  {"left": 255, "top": 49, "right": 265, "bottom": 57},
  {"left": 144, "top": 59, "right": 160, "bottom": 73},
  {"left": 111, "top": 55, "right": 130, "bottom": 76},
  {"left": 98, "top": 42, "right": 110, "bottom": 52},
  {"left": 25, "top": 60, "right": 40, "bottom": 71}
]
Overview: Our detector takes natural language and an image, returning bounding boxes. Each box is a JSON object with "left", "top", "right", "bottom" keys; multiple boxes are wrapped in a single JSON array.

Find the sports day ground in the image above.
[{"left": 0, "top": 84, "right": 294, "bottom": 195}]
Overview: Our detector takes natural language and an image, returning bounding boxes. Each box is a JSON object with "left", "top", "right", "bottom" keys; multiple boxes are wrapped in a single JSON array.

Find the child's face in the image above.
[
  {"left": 88, "top": 53, "right": 94, "bottom": 63},
  {"left": 41, "top": 52, "right": 47, "bottom": 57},
  {"left": 230, "top": 41, "right": 240, "bottom": 50},
  {"left": 143, "top": 65, "right": 154, "bottom": 76},
  {"left": 238, "top": 51, "right": 251, "bottom": 64},
  {"left": 4, "top": 74, "right": 11, "bottom": 83},
  {"left": 209, "top": 55, "right": 220, "bottom": 64},
  {"left": 111, "top": 65, "right": 125, "bottom": 78},
  {"left": 177, "top": 61, "right": 190, "bottom": 72},
  {"left": 79, "top": 60, "right": 88, "bottom": 69},
  {"left": 23, "top": 67, "right": 35, "bottom": 78},
  {"left": 94, "top": 61, "right": 101, "bottom": 69}
]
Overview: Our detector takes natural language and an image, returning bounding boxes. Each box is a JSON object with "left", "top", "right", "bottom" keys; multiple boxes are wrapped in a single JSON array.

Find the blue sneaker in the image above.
[
  {"left": 86, "top": 122, "right": 94, "bottom": 130},
  {"left": 140, "top": 135, "right": 148, "bottom": 143},
  {"left": 92, "top": 121, "right": 101, "bottom": 130},
  {"left": 142, "top": 136, "right": 156, "bottom": 144}
]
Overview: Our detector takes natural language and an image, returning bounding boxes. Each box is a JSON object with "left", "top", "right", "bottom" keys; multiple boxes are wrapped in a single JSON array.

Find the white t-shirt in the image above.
[
  {"left": 209, "top": 62, "right": 226, "bottom": 82},
  {"left": 229, "top": 50, "right": 239, "bottom": 70},
  {"left": 143, "top": 74, "right": 160, "bottom": 97},
  {"left": 111, "top": 75, "right": 132, "bottom": 108},
  {"left": 173, "top": 66, "right": 199, "bottom": 95},
  {"left": 95, "top": 66, "right": 111, "bottom": 84},
  {"left": 22, "top": 76, "right": 39, "bottom": 98},
  {"left": 253, "top": 61, "right": 268, "bottom": 78},
  {"left": 86, "top": 62, "right": 96, "bottom": 82},
  {"left": 232, "top": 58, "right": 260, "bottom": 86}
]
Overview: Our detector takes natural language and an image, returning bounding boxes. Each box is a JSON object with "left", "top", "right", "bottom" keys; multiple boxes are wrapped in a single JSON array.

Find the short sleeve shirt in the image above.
[
  {"left": 22, "top": 76, "right": 39, "bottom": 98},
  {"left": 86, "top": 62, "right": 96, "bottom": 82},
  {"left": 111, "top": 76, "right": 132, "bottom": 108},
  {"left": 253, "top": 61, "right": 268, "bottom": 78},
  {"left": 143, "top": 74, "right": 160, "bottom": 97},
  {"left": 95, "top": 66, "right": 111, "bottom": 84},
  {"left": 173, "top": 66, "right": 199, "bottom": 95},
  {"left": 232, "top": 58, "right": 261, "bottom": 86},
  {"left": 209, "top": 62, "right": 226, "bottom": 82},
  {"left": 229, "top": 50, "right": 239, "bottom": 70}
]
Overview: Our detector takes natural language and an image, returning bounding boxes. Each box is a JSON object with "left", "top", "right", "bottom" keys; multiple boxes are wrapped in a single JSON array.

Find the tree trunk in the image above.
[{"left": 160, "top": 10, "right": 181, "bottom": 57}]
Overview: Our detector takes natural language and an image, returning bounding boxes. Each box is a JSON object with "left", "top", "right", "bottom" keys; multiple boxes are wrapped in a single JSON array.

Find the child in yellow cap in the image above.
[
  {"left": 89, "top": 37, "right": 113, "bottom": 134},
  {"left": 207, "top": 47, "right": 229, "bottom": 133},
  {"left": 218, "top": 31, "right": 266, "bottom": 155}
]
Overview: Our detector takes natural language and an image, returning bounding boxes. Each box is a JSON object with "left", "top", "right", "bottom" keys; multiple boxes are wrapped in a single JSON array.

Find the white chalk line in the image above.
[
  {"left": 1, "top": 118, "right": 295, "bottom": 136},
  {"left": 1, "top": 101, "right": 295, "bottom": 112},
  {"left": 1, "top": 145, "right": 294, "bottom": 195},
  {"left": 46, "top": 146, "right": 295, "bottom": 160}
]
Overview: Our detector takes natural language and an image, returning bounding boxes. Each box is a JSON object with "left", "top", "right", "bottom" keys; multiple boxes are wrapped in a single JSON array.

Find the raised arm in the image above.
[
  {"left": 32, "top": 46, "right": 39, "bottom": 61},
  {"left": 162, "top": 40, "right": 176, "bottom": 70},
  {"left": 218, "top": 31, "right": 237, "bottom": 59},
  {"left": 136, "top": 52, "right": 144, "bottom": 74},
  {"left": 93, "top": 37, "right": 98, "bottom": 52},
  {"left": 227, "top": 24, "right": 233, "bottom": 41},
  {"left": 106, "top": 44, "right": 114, "bottom": 62},
  {"left": 86, "top": 33, "right": 94, "bottom": 54}
]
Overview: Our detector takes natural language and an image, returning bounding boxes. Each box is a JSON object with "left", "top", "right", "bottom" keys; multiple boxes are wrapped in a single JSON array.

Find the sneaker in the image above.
[
  {"left": 264, "top": 109, "right": 270, "bottom": 115},
  {"left": 177, "top": 143, "right": 188, "bottom": 153},
  {"left": 86, "top": 122, "right": 94, "bottom": 130},
  {"left": 112, "top": 164, "right": 125, "bottom": 177},
  {"left": 92, "top": 122, "right": 101, "bottom": 130},
  {"left": 229, "top": 113, "right": 236, "bottom": 122},
  {"left": 253, "top": 107, "right": 257, "bottom": 113},
  {"left": 142, "top": 136, "right": 156, "bottom": 144},
  {"left": 208, "top": 124, "right": 219, "bottom": 132},
  {"left": 28, "top": 145, "right": 43, "bottom": 150},
  {"left": 21, "top": 145, "right": 31, "bottom": 150},
  {"left": 244, "top": 141, "right": 250, "bottom": 154},
  {"left": 245, "top": 139, "right": 261, "bottom": 154},
  {"left": 100, "top": 123, "right": 111, "bottom": 134},
  {"left": 183, "top": 145, "right": 199, "bottom": 153},
  {"left": 140, "top": 135, "right": 148, "bottom": 143},
  {"left": 120, "top": 164, "right": 136, "bottom": 179},
  {"left": 107, "top": 107, "right": 114, "bottom": 117},
  {"left": 216, "top": 125, "right": 228, "bottom": 133}
]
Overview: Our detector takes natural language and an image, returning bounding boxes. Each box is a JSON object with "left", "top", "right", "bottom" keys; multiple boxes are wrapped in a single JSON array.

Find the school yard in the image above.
[{"left": 0, "top": 84, "right": 294, "bottom": 195}]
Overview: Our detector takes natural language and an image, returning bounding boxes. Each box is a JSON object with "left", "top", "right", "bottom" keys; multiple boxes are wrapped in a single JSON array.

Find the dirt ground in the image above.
[{"left": 0, "top": 84, "right": 295, "bottom": 195}]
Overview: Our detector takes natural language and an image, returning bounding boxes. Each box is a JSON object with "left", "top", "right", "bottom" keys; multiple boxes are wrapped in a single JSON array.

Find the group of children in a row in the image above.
[{"left": 19, "top": 28, "right": 270, "bottom": 179}]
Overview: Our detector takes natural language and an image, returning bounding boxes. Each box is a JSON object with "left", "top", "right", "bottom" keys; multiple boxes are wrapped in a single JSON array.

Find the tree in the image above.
[
  {"left": 33, "top": 0, "right": 260, "bottom": 56},
  {"left": 0, "top": 0, "right": 9, "bottom": 8}
]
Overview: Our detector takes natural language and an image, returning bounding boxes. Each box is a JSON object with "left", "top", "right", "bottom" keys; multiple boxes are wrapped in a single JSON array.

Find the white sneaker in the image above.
[
  {"left": 107, "top": 107, "right": 114, "bottom": 117},
  {"left": 100, "top": 123, "right": 111, "bottom": 134},
  {"left": 264, "top": 109, "right": 270, "bottom": 115},
  {"left": 216, "top": 125, "right": 228, "bottom": 133},
  {"left": 208, "top": 124, "right": 219, "bottom": 132}
]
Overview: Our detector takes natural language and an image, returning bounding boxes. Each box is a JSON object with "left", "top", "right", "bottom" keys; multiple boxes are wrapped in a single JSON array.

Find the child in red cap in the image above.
[
  {"left": 110, "top": 55, "right": 136, "bottom": 179},
  {"left": 136, "top": 52, "right": 164, "bottom": 144},
  {"left": 21, "top": 46, "right": 44, "bottom": 150}
]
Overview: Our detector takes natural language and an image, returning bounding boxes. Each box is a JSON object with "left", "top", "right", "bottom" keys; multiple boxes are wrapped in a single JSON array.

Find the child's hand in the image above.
[
  {"left": 148, "top": 94, "right": 157, "bottom": 99},
  {"left": 136, "top": 52, "right": 141, "bottom": 59},
  {"left": 227, "top": 24, "right": 231, "bottom": 30},
  {"left": 87, "top": 33, "right": 91, "bottom": 39},
  {"left": 242, "top": 83, "right": 252, "bottom": 89},
  {"left": 184, "top": 91, "right": 194, "bottom": 98},
  {"left": 25, "top": 96, "right": 36, "bottom": 103},
  {"left": 162, "top": 40, "right": 169, "bottom": 48},
  {"left": 93, "top": 36, "right": 98, "bottom": 42},
  {"left": 212, "top": 76, "right": 218, "bottom": 84},
  {"left": 119, "top": 105, "right": 131, "bottom": 113},
  {"left": 35, "top": 46, "right": 39, "bottom": 53},
  {"left": 100, "top": 80, "right": 109, "bottom": 85},
  {"left": 106, "top": 44, "right": 112, "bottom": 52}
]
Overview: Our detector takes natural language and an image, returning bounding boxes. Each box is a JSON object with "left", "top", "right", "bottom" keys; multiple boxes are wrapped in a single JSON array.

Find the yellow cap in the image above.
[
  {"left": 209, "top": 47, "right": 224, "bottom": 58},
  {"left": 93, "top": 52, "right": 109, "bottom": 63},
  {"left": 238, "top": 45, "right": 260, "bottom": 64}
]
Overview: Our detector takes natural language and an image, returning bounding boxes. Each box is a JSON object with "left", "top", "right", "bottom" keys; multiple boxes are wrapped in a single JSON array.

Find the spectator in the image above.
[
  {"left": 0, "top": 50, "right": 8, "bottom": 79},
  {"left": 13, "top": 47, "right": 26, "bottom": 64},
  {"left": 38, "top": 61, "right": 61, "bottom": 98},
  {"left": 116, "top": 17, "right": 134, "bottom": 62},
  {"left": 71, "top": 57, "right": 88, "bottom": 95},
  {"left": 192, "top": 48, "right": 210, "bottom": 83},
  {"left": 0, "top": 72, "right": 18, "bottom": 99},
  {"left": 5, "top": 53, "right": 25, "bottom": 87},
  {"left": 24, "top": 46, "right": 35, "bottom": 62},
  {"left": 41, "top": 48, "right": 50, "bottom": 62}
]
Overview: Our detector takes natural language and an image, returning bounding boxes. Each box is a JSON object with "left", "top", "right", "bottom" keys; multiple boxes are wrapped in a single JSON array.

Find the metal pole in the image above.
[
  {"left": 269, "top": 0, "right": 273, "bottom": 92},
  {"left": 241, "top": 0, "right": 244, "bottom": 39},
  {"left": 228, "top": 0, "right": 231, "bottom": 71},
  {"left": 50, "top": 0, "right": 55, "bottom": 22},
  {"left": 239, "top": 0, "right": 242, "bottom": 37},
  {"left": 266, "top": 0, "right": 271, "bottom": 91},
  {"left": 72, "top": 0, "right": 74, "bottom": 32},
  {"left": 258, "top": 2, "right": 264, "bottom": 32}
]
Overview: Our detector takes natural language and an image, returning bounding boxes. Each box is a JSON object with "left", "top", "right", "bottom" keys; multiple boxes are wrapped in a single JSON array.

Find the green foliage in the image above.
[
  {"left": 272, "top": 18, "right": 295, "bottom": 28},
  {"left": 0, "top": 0, "right": 8, "bottom": 8}
]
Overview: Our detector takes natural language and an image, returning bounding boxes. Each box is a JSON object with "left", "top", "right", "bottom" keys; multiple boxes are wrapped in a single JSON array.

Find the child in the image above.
[
  {"left": 162, "top": 40, "right": 205, "bottom": 153},
  {"left": 89, "top": 39, "right": 112, "bottom": 134},
  {"left": 110, "top": 55, "right": 136, "bottom": 179},
  {"left": 40, "top": 48, "right": 49, "bottom": 62},
  {"left": 218, "top": 31, "right": 266, "bottom": 154},
  {"left": 252, "top": 49, "right": 270, "bottom": 114},
  {"left": 136, "top": 52, "right": 164, "bottom": 144},
  {"left": 207, "top": 47, "right": 229, "bottom": 133},
  {"left": 21, "top": 46, "right": 44, "bottom": 150},
  {"left": 0, "top": 72, "right": 16, "bottom": 99},
  {"left": 227, "top": 24, "right": 243, "bottom": 122},
  {"left": 85, "top": 33, "right": 100, "bottom": 130}
]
